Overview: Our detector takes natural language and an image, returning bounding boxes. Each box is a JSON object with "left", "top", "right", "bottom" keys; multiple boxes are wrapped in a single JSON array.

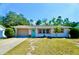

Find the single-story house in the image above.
[
  {"left": 14, "top": 25, "right": 71, "bottom": 38},
  {"left": 0, "top": 25, "right": 6, "bottom": 38}
]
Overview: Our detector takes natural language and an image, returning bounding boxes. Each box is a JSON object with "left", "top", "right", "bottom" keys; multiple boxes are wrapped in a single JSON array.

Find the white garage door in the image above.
[{"left": 17, "top": 29, "right": 29, "bottom": 36}]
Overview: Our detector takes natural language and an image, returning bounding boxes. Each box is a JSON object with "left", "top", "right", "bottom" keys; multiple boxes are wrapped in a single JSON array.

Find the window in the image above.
[
  {"left": 38, "top": 29, "right": 42, "bottom": 34},
  {"left": 43, "top": 29, "right": 45, "bottom": 33},
  {"left": 38, "top": 29, "right": 50, "bottom": 34},
  {"left": 46, "top": 29, "right": 50, "bottom": 34}
]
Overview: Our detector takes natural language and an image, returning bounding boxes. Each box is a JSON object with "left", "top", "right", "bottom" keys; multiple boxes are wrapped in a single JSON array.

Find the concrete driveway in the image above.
[{"left": 0, "top": 38, "right": 26, "bottom": 55}]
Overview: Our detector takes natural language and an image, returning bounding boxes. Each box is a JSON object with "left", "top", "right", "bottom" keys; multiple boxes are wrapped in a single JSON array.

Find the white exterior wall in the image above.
[
  {"left": 51, "top": 28, "right": 54, "bottom": 33},
  {"left": 28, "top": 29, "right": 32, "bottom": 35},
  {"left": 14, "top": 26, "right": 70, "bottom": 38},
  {"left": 36, "top": 28, "right": 38, "bottom": 34},
  {"left": 35, "top": 28, "right": 69, "bottom": 37}
]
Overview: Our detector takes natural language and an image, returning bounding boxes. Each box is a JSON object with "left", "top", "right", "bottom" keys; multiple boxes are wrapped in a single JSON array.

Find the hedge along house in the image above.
[
  {"left": 0, "top": 25, "right": 6, "bottom": 38},
  {"left": 14, "top": 25, "right": 71, "bottom": 38}
]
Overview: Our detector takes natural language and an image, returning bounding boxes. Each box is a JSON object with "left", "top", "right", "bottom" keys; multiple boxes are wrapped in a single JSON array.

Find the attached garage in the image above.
[{"left": 17, "top": 28, "right": 29, "bottom": 37}]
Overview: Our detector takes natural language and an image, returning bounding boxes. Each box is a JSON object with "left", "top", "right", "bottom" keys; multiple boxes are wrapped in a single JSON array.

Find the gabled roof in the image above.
[{"left": 14, "top": 25, "right": 71, "bottom": 29}]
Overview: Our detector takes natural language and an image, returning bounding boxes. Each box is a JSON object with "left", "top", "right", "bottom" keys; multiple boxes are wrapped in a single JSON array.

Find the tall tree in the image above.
[
  {"left": 36, "top": 19, "right": 42, "bottom": 25},
  {"left": 42, "top": 18, "right": 48, "bottom": 25},
  {"left": 63, "top": 18, "right": 70, "bottom": 26},
  {"left": 29, "top": 19, "right": 34, "bottom": 25},
  {"left": 69, "top": 22, "right": 78, "bottom": 27},
  {"left": 63, "top": 18, "right": 77, "bottom": 27},
  {"left": 48, "top": 20, "right": 52, "bottom": 25},
  {"left": 15, "top": 14, "right": 30, "bottom": 25},
  {"left": 2, "top": 11, "right": 30, "bottom": 27},
  {"left": 51, "top": 17, "right": 56, "bottom": 25},
  {"left": 56, "top": 16, "right": 63, "bottom": 25},
  {"left": 0, "top": 16, "right": 4, "bottom": 25}
]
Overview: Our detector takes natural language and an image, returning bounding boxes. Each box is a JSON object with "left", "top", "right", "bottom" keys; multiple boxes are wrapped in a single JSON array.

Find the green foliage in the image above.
[
  {"left": 63, "top": 19, "right": 78, "bottom": 27},
  {"left": 51, "top": 17, "right": 56, "bottom": 25},
  {"left": 69, "top": 22, "right": 78, "bottom": 27},
  {"left": 63, "top": 18, "right": 70, "bottom": 26},
  {"left": 55, "top": 16, "right": 63, "bottom": 25},
  {"left": 29, "top": 19, "right": 34, "bottom": 25},
  {"left": 2, "top": 11, "right": 30, "bottom": 27},
  {"left": 74, "top": 24, "right": 79, "bottom": 29},
  {"left": 0, "top": 11, "right": 78, "bottom": 27},
  {"left": 69, "top": 28, "right": 79, "bottom": 38},
  {"left": 48, "top": 16, "right": 63, "bottom": 25},
  {"left": 54, "top": 25, "right": 62, "bottom": 33},
  {"left": 34, "top": 16, "right": 78, "bottom": 27},
  {"left": 36, "top": 20, "right": 42, "bottom": 25},
  {"left": 42, "top": 18, "right": 48, "bottom": 25},
  {"left": 0, "top": 20, "right": 3, "bottom": 25},
  {"left": 5, "top": 28, "right": 15, "bottom": 38},
  {"left": 0, "top": 16, "right": 5, "bottom": 25}
]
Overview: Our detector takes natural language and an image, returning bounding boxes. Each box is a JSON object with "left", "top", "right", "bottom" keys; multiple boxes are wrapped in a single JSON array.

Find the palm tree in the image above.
[
  {"left": 29, "top": 19, "right": 33, "bottom": 25},
  {"left": 56, "top": 16, "right": 63, "bottom": 25},
  {"left": 42, "top": 18, "right": 48, "bottom": 25},
  {"left": 51, "top": 17, "right": 56, "bottom": 25},
  {"left": 63, "top": 18, "right": 69, "bottom": 25},
  {"left": 36, "top": 19, "right": 42, "bottom": 25},
  {"left": 48, "top": 20, "right": 52, "bottom": 25}
]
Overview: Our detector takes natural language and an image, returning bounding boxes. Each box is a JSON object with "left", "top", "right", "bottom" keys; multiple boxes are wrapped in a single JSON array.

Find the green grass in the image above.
[
  {"left": 32, "top": 38, "right": 79, "bottom": 55},
  {"left": 5, "top": 40, "right": 30, "bottom": 55}
]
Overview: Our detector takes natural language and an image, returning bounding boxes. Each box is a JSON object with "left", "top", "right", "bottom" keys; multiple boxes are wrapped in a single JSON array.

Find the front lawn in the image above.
[
  {"left": 4, "top": 38, "right": 79, "bottom": 55},
  {"left": 32, "top": 38, "right": 79, "bottom": 55}
]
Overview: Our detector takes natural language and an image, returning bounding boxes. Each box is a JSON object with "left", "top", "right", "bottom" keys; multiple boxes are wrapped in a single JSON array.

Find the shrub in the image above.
[
  {"left": 69, "top": 28, "right": 79, "bottom": 38},
  {"left": 5, "top": 28, "right": 15, "bottom": 38}
]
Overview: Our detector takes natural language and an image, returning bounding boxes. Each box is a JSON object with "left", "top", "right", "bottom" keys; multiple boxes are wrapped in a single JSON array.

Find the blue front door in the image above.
[{"left": 31, "top": 29, "right": 36, "bottom": 37}]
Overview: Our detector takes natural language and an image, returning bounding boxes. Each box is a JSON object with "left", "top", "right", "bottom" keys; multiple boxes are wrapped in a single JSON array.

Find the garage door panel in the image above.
[{"left": 17, "top": 29, "right": 29, "bottom": 36}]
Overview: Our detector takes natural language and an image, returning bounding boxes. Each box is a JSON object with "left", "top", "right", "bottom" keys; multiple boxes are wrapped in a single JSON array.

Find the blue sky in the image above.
[{"left": 0, "top": 3, "right": 79, "bottom": 22}]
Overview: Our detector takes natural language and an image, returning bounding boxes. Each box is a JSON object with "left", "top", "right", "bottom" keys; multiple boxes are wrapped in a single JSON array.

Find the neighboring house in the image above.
[
  {"left": 14, "top": 25, "right": 71, "bottom": 38},
  {"left": 0, "top": 25, "right": 6, "bottom": 38}
]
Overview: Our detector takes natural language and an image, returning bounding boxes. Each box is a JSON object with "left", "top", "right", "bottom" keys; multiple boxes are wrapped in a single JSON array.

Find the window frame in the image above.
[{"left": 38, "top": 29, "right": 51, "bottom": 34}]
